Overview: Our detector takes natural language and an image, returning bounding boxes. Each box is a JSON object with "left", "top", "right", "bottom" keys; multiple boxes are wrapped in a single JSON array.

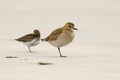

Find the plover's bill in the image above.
[
  {"left": 15, "top": 29, "right": 40, "bottom": 52},
  {"left": 41, "top": 22, "right": 78, "bottom": 57}
]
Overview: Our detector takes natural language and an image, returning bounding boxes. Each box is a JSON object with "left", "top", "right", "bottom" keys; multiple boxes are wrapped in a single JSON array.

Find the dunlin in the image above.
[
  {"left": 15, "top": 29, "right": 40, "bottom": 52},
  {"left": 41, "top": 22, "right": 78, "bottom": 57}
]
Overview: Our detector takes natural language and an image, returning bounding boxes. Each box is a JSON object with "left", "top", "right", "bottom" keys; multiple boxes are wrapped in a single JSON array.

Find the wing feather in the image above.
[
  {"left": 16, "top": 34, "right": 35, "bottom": 42},
  {"left": 45, "top": 28, "right": 63, "bottom": 41}
]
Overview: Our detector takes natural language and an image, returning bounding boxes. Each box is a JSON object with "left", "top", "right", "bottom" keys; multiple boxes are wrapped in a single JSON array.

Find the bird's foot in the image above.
[{"left": 60, "top": 55, "right": 67, "bottom": 57}]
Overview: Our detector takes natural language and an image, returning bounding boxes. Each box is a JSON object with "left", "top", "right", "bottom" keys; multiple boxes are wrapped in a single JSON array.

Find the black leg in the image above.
[
  {"left": 58, "top": 47, "right": 66, "bottom": 57},
  {"left": 28, "top": 46, "right": 31, "bottom": 52}
]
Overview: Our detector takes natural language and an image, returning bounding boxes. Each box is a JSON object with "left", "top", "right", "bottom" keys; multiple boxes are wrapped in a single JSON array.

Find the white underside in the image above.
[
  {"left": 49, "top": 31, "right": 74, "bottom": 47},
  {"left": 23, "top": 39, "right": 40, "bottom": 47}
]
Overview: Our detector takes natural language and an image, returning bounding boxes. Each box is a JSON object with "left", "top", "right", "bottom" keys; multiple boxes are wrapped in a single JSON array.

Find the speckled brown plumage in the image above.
[
  {"left": 15, "top": 29, "right": 40, "bottom": 52},
  {"left": 41, "top": 22, "right": 78, "bottom": 57}
]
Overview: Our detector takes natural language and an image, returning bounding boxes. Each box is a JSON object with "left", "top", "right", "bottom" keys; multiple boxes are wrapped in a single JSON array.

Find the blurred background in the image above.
[{"left": 0, "top": 1, "right": 120, "bottom": 80}]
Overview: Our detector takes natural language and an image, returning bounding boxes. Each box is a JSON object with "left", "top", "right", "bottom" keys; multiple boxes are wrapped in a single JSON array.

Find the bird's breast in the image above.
[
  {"left": 49, "top": 31, "right": 74, "bottom": 47},
  {"left": 23, "top": 39, "right": 40, "bottom": 47}
]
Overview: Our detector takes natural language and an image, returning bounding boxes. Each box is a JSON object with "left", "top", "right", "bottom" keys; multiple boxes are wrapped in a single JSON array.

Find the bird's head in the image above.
[
  {"left": 64, "top": 22, "right": 78, "bottom": 31},
  {"left": 34, "top": 29, "right": 40, "bottom": 36}
]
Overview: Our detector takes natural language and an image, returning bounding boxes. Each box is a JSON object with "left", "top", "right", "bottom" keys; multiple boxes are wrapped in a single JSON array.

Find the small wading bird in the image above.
[
  {"left": 41, "top": 22, "right": 78, "bottom": 57},
  {"left": 15, "top": 29, "right": 40, "bottom": 52}
]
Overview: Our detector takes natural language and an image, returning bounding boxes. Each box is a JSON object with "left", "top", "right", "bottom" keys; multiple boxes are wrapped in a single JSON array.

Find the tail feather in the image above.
[
  {"left": 15, "top": 39, "right": 18, "bottom": 41},
  {"left": 15, "top": 39, "right": 21, "bottom": 42},
  {"left": 41, "top": 38, "right": 46, "bottom": 41}
]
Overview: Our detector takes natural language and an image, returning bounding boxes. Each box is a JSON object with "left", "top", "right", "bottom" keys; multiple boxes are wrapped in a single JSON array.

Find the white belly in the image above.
[
  {"left": 49, "top": 32, "right": 74, "bottom": 47},
  {"left": 23, "top": 39, "right": 40, "bottom": 47}
]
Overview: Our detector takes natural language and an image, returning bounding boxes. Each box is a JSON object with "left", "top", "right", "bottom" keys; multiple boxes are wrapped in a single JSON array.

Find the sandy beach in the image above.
[{"left": 0, "top": 0, "right": 120, "bottom": 80}]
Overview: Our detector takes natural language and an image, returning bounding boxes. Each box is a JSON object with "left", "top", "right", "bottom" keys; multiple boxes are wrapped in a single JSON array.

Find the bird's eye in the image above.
[{"left": 69, "top": 26, "right": 71, "bottom": 28}]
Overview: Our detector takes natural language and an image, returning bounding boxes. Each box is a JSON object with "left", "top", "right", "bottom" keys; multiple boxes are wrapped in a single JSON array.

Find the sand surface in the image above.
[{"left": 0, "top": 0, "right": 120, "bottom": 80}]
